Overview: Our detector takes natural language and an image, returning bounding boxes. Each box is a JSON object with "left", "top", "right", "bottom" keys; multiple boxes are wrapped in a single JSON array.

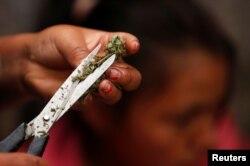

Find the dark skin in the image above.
[
  {"left": 0, "top": 25, "right": 141, "bottom": 166},
  {"left": 81, "top": 45, "right": 230, "bottom": 166}
]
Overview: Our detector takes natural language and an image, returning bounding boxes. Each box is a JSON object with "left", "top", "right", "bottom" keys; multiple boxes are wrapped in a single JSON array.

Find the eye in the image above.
[
  {"left": 172, "top": 114, "right": 193, "bottom": 128},
  {"left": 172, "top": 106, "right": 202, "bottom": 128},
  {"left": 158, "top": 110, "right": 194, "bottom": 129}
]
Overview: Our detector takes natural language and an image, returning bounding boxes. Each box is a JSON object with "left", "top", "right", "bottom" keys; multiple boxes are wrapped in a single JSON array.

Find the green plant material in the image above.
[
  {"left": 72, "top": 35, "right": 127, "bottom": 101},
  {"left": 106, "top": 35, "right": 127, "bottom": 58}
]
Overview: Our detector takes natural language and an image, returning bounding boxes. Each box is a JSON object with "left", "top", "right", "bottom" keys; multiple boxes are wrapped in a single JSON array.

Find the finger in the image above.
[
  {"left": 24, "top": 61, "right": 71, "bottom": 99},
  {"left": 55, "top": 26, "right": 140, "bottom": 68},
  {"left": 98, "top": 79, "right": 122, "bottom": 104},
  {"left": 82, "top": 28, "right": 140, "bottom": 56},
  {"left": 0, "top": 153, "right": 47, "bottom": 166},
  {"left": 102, "top": 32, "right": 140, "bottom": 56},
  {"left": 105, "top": 62, "right": 141, "bottom": 91},
  {"left": 83, "top": 28, "right": 140, "bottom": 54}
]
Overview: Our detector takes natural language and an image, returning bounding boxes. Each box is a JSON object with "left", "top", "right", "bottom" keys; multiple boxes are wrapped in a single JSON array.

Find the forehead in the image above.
[{"left": 161, "top": 46, "right": 229, "bottom": 108}]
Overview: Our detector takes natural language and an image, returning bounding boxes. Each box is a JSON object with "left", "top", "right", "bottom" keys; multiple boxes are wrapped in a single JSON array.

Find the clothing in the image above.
[
  {"left": 216, "top": 113, "right": 250, "bottom": 149},
  {"left": 43, "top": 115, "right": 85, "bottom": 166}
]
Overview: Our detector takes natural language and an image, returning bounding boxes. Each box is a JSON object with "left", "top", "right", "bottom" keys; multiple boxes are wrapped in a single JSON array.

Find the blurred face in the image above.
[{"left": 111, "top": 47, "right": 230, "bottom": 166}]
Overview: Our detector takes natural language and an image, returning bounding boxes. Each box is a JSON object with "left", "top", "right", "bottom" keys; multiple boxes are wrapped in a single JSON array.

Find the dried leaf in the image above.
[{"left": 72, "top": 36, "right": 127, "bottom": 102}]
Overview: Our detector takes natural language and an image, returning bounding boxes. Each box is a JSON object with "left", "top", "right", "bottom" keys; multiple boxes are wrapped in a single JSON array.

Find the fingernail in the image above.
[
  {"left": 107, "top": 68, "right": 121, "bottom": 80},
  {"left": 102, "top": 82, "right": 112, "bottom": 94}
]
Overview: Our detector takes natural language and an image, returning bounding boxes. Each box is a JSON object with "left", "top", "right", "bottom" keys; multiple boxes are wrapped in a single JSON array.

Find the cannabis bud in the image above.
[
  {"left": 106, "top": 35, "right": 127, "bottom": 58},
  {"left": 72, "top": 35, "right": 127, "bottom": 101}
]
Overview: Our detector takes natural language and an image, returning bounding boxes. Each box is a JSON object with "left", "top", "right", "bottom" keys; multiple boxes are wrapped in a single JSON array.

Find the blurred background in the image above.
[{"left": 0, "top": 0, "right": 249, "bottom": 142}]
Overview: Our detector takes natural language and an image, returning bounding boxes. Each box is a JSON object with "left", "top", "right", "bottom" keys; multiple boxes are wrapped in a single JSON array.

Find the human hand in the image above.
[
  {"left": 21, "top": 25, "right": 141, "bottom": 104},
  {"left": 0, "top": 153, "right": 47, "bottom": 166}
]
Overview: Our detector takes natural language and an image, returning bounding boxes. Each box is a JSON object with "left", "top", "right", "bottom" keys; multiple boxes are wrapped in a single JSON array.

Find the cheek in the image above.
[{"left": 113, "top": 113, "right": 183, "bottom": 166}]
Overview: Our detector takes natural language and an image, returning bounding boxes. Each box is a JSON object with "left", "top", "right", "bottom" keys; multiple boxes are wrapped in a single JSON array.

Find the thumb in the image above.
[
  {"left": 54, "top": 26, "right": 140, "bottom": 68},
  {"left": 0, "top": 153, "right": 48, "bottom": 166},
  {"left": 54, "top": 27, "right": 91, "bottom": 68}
]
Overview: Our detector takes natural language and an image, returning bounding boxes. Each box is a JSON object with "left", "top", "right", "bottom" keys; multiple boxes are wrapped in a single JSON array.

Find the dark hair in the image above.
[{"left": 84, "top": 0, "right": 236, "bottom": 114}]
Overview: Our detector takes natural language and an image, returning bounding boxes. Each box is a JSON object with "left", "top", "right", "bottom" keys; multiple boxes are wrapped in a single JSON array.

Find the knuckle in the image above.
[{"left": 70, "top": 46, "right": 88, "bottom": 64}]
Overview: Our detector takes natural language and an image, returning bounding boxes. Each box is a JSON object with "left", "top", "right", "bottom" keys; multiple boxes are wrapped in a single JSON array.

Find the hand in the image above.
[
  {"left": 25, "top": 25, "right": 141, "bottom": 104},
  {"left": 0, "top": 25, "right": 141, "bottom": 106},
  {"left": 0, "top": 153, "right": 47, "bottom": 166}
]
